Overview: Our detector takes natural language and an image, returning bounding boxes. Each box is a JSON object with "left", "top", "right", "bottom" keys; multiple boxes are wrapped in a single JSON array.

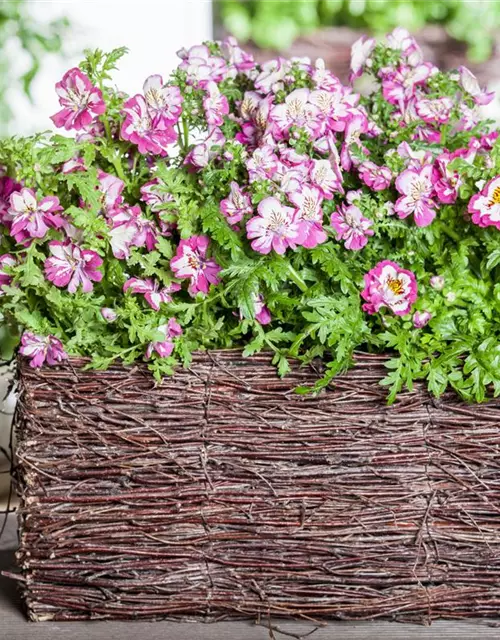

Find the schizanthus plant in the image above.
[{"left": 1, "top": 30, "right": 500, "bottom": 402}]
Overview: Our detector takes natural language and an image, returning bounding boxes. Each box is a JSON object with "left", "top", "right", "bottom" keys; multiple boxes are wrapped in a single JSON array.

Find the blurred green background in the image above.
[{"left": 215, "top": 0, "right": 500, "bottom": 63}]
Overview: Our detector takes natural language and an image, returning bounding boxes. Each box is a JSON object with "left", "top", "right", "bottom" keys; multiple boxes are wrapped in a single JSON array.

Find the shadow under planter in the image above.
[{"left": 9, "top": 351, "right": 500, "bottom": 623}]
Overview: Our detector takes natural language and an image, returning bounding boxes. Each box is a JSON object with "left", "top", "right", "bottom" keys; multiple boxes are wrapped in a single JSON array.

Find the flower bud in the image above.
[
  {"left": 101, "top": 307, "right": 117, "bottom": 323},
  {"left": 430, "top": 275, "right": 445, "bottom": 290},
  {"left": 413, "top": 310, "right": 432, "bottom": 328}
]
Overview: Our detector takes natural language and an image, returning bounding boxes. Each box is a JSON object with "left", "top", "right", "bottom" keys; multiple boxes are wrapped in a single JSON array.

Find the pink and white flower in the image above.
[
  {"left": 146, "top": 317, "right": 183, "bottom": 359},
  {"left": 458, "top": 66, "right": 494, "bottom": 106},
  {"left": 123, "top": 278, "right": 181, "bottom": 311},
  {"left": 310, "top": 58, "right": 342, "bottom": 92},
  {"left": 413, "top": 310, "right": 432, "bottom": 328},
  {"left": 350, "top": 36, "right": 375, "bottom": 82},
  {"left": 98, "top": 170, "right": 125, "bottom": 213},
  {"left": 51, "top": 68, "right": 106, "bottom": 131},
  {"left": 386, "top": 28, "right": 423, "bottom": 66},
  {"left": 415, "top": 97, "right": 453, "bottom": 125},
  {"left": 288, "top": 185, "right": 327, "bottom": 248},
  {"left": 101, "top": 307, "right": 117, "bottom": 323},
  {"left": 61, "top": 156, "right": 86, "bottom": 174},
  {"left": 433, "top": 152, "right": 462, "bottom": 204},
  {"left": 358, "top": 161, "right": 392, "bottom": 191},
  {"left": 0, "top": 176, "right": 21, "bottom": 224},
  {"left": 255, "top": 58, "right": 289, "bottom": 94},
  {"left": 184, "top": 127, "right": 225, "bottom": 169},
  {"left": 381, "top": 64, "right": 433, "bottom": 109},
  {"left": 140, "top": 179, "right": 173, "bottom": 212},
  {"left": 8, "top": 188, "right": 63, "bottom": 243},
  {"left": 270, "top": 88, "right": 321, "bottom": 138},
  {"left": 170, "top": 235, "right": 221, "bottom": 295},
  {"left": 108, "top": 205, "right": 158, "bottom": 259},
  {"left": 220, "top": 181, "right": 253, "bottom": 224},
  {"left": 19, "top": 332, "right": 67, "bottom": 368},
  {"left": 330, "top": 204, "right": 374, "bottom": 251},
  {"left": 468, "top": 176, "right": 500, "bottom": 229},
  {"left": 361, "top": 260, "right": 417, "bottom": 316},
  {"left": 143, "top": 75, "right": 183, "bottom": 125},
  {"left": 395, "top": 165, "right": 437, "bottom": 227},
  {"left": 0, "top": 254, "right": 16, "bottom": 294},
  {"left": 203, "top": 81, "right": 229, "bottom": 128},
  {"left": 246, "top": 145, "right": 279, "bottom": 182},
  {"left": 121, "top": 95, "right": 177, "bottom": 156},
  {"left": 340, "top": 112, "right": 368, "bottom": 171},
  {"left": 220, "top": 36, "right": 255, "bottom": 72},
  {"left": 177, "top": 44, "right": 228, "bottom": 86},
  {"left": 44, "top": 240, "right": 103, "bottom": 293},
  {"left": 246, "top": 197, "right": 299, "bottom": 255},
  {"left": 309, "top": 157, "right": 343, "bottom": 199}
]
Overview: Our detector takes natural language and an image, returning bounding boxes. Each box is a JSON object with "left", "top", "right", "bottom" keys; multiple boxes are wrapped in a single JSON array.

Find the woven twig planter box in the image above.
[{"left": 11, "top": 351, "right": 500, "bottom": 622}]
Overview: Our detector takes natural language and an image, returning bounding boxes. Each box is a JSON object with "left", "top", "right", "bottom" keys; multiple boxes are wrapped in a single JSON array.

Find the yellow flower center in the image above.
[
  {"left": 488, "top": 186, "right": 500, "bottom": 207},
  {"left": 387, "top": 276, "right": 404, "bottom": 296}
]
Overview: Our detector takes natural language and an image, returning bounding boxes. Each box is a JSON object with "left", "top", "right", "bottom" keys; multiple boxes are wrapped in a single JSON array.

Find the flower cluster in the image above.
[{"left": 1, "top": 32, "right": 500, "bottom": 401}]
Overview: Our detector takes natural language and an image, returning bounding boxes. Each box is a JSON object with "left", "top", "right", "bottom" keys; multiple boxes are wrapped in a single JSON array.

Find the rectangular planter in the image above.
[{"left": 11, "top": 351, "right": 500, "bottom": 622}]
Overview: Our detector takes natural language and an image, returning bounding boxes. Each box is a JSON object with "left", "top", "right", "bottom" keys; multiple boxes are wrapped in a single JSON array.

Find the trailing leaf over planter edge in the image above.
[{"left": 0, "top": 29, "right": 500, "bottom": 403}]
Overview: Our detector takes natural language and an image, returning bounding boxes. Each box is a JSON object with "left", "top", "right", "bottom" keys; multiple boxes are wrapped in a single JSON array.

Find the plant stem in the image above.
[
  {"left": 182, "top": 117, "right": 189, "bottom": 150},
  {"left": 288, "top": 265, "right": 308, "bottom": 293}
]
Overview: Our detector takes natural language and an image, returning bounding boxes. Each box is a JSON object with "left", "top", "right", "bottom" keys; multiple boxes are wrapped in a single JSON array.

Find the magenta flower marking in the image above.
[
  {"left": 123, "top": 277, "right": 181, "bottom": 311},
  {"left": 0, "top": 254, "right": 16, "bottom": 294},
  {"left": 44, "top": 240, "right": 103, "bottom": 293},
  {"left": 51, "top": 68, "right": 106, "bottom": 131},
  {"left": 220, "top": 181, "right": 253, "bottom": 224},
  {"left": 289, "top": 185, "right": 327, "bottom": 249},
  {"left": 330, "top": 203, "right": 374, "bottom": 251},
  {"left": 170, "top": 235, "right": 221, "bottom": 295},
  {"left": 121, "top": 95, "right": 177, "bottom": 156},
  {"left": 8, "top": 188, "right": 63, "bottom": 243},
  {"left": 19, "top": 332, "right": 67, "bottom": 368},
  {"left": 361, "top": 260, "right": 417, "bottom": 316},
  {"left": 146, "top": 317, "right": 183, "bottom": 359},
  {"left": 395, "top": 165, "right": 437, "bottom": 227},
  {"left": 458, "top": 66, "right": 494, "bottom": 106},
  {"left": 358, "top": 161, "right": 392, "bottom": 191},
  {"left": 203, "top": 81, "right": 229, "bottom": 128},
  {"left": 246, "top": 197, "right": 299, "bottom": 255},
  {"left": 143, "top": 75, "right": 183, "bottom": 125},
  {"left": 468, "top": 176, "right": 500, "bottom": 230}
]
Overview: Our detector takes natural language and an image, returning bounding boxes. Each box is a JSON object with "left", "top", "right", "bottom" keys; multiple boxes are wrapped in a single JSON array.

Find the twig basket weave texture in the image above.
[{"left": 12, "top": 351, "right": 500, "bottom": 622}]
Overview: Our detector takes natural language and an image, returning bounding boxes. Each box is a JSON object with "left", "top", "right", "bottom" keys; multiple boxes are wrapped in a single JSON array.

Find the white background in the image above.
[{"left": 9, "top": 0, "right": 213, "bottom": 134}]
